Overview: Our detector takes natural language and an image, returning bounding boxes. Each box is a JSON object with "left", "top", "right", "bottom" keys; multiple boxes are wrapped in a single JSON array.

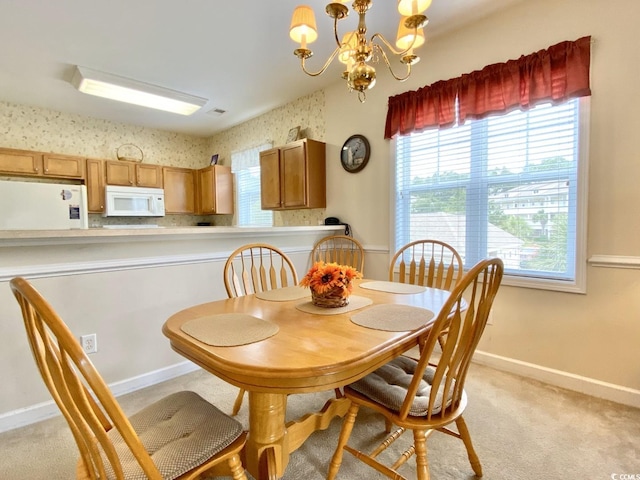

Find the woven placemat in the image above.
[
  {"left": 359, "top": 281, "right": 427, "bottom": 294},
  {"left": 295, "top": 295, "right": 373, "bottom": 315},
  {"left": 180, "top": 314, "right": 279, "bottom": 346},
  {"left": 350, "top": 304, "right": 434, "bottom": 331},
  {"left": 255, "top": 286, "right": 310, "bottom": 302}
]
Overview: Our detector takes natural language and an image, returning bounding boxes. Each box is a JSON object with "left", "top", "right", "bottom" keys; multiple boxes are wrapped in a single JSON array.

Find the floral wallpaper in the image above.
[
  {"left": 0, "top": 101, "right": 209, "bottom": 167},
  {"left": 0, "top": 90, "right": 327, "bottom": 227}
]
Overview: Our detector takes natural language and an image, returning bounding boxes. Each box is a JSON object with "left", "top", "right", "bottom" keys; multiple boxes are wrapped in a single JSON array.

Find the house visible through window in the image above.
[
  {"left": 231, "top": 143, "right": 273, "bottom": 226},
  {"left": 394, "top": 97, "right": 589, "bottom": 292}
]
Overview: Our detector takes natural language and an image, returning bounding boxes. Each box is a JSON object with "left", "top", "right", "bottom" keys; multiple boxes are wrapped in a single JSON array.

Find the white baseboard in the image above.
[
  {"left": 474, "top": 350, "right": 640, "bottom": 409},
  {"left": 0, "top": 361, "right": 199, "bottom": 434}
]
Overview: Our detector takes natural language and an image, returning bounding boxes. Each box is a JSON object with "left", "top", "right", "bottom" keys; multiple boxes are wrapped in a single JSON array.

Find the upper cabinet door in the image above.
[
  {"left": 85, "top": 158, "right": 105, "bottom": 213},
  {"left": 136, "top": 164, "right": 163, "bottom": 188},
  {"left": 105, "top": 161, "right": 135, "bottom": 186},
  {"left": 281, "top": 142, "right": 307, "bottom": 208},
  {"left": 0, "top": 148, "right": 43, "bottom": 176},
  {"left": 198, "top": 165, "right": 233, "bottom": 215},
  {"left": 260, "top": 148, "right": 283, "bottom": 209},
  {"left": 163, "top": 166, "right": 195, "bottom": 214},
  {"left": 43, "top": 154, "right": 85, "bottom": 178}
]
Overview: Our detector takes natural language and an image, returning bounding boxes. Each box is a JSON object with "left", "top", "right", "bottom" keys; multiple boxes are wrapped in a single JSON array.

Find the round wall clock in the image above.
[{"left": 341, "top": 134, "right": 370, "bottom": 173}]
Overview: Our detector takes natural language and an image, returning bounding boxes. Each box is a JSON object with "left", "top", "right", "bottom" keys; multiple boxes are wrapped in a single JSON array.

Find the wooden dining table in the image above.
[{"left": 162, "top": 279, "right": 452, "bottom": 480}]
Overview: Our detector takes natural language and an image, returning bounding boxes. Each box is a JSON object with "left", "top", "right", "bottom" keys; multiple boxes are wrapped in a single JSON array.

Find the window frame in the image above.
[{"left": 390, "top": 97, "right": 590, "bottom": 294}]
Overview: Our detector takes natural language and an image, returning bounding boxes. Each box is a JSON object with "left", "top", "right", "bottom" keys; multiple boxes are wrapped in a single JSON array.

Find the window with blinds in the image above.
[
  {"left": 231, "top": 143, "right": 273, "bottom": 227},
  {"left": 394, "top": 97, "right": 589, "bottom": 292}
]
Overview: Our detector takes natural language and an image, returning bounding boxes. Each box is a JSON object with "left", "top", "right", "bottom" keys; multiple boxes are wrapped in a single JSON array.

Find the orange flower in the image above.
[{"left": 300, "top": 261, "right": 362, "bottom": 297}]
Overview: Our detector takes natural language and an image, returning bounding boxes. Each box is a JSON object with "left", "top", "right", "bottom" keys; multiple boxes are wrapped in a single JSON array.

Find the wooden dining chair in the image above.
[
  {"left": 223, "top": 242, "right": 299, "bottom": 298},
  {"left": 390, "top": 239, "right": 464, "bottom": 352},
  {"left": 223, "top": 243, "right": 299, "bottom": 415},
  {"left": 311, "top": 235, "right": 365, "bottom": 274},
  {"left": 10, "top": 277, "right": 248, "bottom": 480},
  {"left": 389, "top": 239, "right": 463, "bottom": 291},
  {"left": 327, "top": 258, "right": 504, "bottom": 480}
]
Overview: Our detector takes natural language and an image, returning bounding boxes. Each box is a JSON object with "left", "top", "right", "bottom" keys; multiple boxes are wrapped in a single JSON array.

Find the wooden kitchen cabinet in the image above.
[
  {"left": 197, "top": 165, "right": 233, "bottom": 214},
  {"left": 260, "top": 139, "right": 326, "bottom": 210},
  {"left": 163, "top": 166, "right": 196, "bottom": 214},
  {"left": 0, "top": 148, "right": 43, "bottom": 176},
  {"left": 0, "top": 148, "right": 87, "bottom": 179},
  {"left": 85, "top": 158, "right": 105, "bottom": 213},
  {"left": 105, "top": 160, "right": 162, "bottom": 188},
  {"left": 136, "top": 163, "right": 163, "bottom": 188},
  {"left": 42, "top": 153, "right": 85, "bottom": 178},
  {"left": 105, "top": 160, "right": 135, "bottom": 186}
]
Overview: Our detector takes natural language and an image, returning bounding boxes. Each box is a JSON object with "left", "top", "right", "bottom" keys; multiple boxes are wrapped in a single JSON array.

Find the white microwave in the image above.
[{"left": 103, "top": 185, "right": 165, "bottom": 217}]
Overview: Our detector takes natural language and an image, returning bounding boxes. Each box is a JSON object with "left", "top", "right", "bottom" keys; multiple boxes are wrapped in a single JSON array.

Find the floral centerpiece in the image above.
[{"left": 300, "top": 261, "right": 362, "bottom": 308}]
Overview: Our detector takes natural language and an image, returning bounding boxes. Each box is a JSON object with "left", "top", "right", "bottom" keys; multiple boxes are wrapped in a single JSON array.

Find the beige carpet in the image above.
[{"left": 1, "top": 363, "right": 639, "bottom": 479}]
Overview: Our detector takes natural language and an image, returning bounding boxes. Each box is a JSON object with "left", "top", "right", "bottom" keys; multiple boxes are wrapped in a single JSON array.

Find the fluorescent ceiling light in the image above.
[{"left": 71, "top": 66, "right": 207, "bottom": 116}]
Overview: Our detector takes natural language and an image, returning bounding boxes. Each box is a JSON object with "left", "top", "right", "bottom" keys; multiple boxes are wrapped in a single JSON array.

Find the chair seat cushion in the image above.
[
  {"left": 349, "top": 356, "right": 454, "bottom": 417},
  {"left": 106, "top": 391, "right": 243, "bottom": 480}
]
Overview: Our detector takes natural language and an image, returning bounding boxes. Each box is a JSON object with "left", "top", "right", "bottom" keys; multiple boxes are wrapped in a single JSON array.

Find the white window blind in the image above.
[
  {"left": 394, "top": 97, "right": 589, "bottom": 292},
  {"left": 231, "top": 143, "right": 273, "bottom": 226}
]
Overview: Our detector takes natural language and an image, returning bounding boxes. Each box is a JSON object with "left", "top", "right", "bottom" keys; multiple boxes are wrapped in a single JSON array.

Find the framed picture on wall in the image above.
[
  {"left": 286, "top": 126, "right": 300, "bottom": 143},
  {"left": 210, "top": 154, "right": 219, "bottom": 165}
]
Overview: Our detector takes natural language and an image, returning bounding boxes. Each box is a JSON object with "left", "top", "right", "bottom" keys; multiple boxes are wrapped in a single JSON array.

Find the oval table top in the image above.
[{"left": 162, "top": 279, "right": 452, "bottom": 394}]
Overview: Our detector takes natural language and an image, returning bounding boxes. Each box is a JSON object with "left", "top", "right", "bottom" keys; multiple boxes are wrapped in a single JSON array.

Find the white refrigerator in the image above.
[{"left": 0, "top": 179, "right": 89, "bottom": 230}]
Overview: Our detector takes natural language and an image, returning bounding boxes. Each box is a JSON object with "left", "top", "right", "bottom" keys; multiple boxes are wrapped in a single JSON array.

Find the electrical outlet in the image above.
[
  {"left": 80, "top": 333, "right": 98, "bottom": 354},
  {"left": 487, "top": 310, "right": 495, "bottom": 326}
]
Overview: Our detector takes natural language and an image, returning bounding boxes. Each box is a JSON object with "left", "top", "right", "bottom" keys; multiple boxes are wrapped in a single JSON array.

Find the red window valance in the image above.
[{"left": 384, "top": 36, "right": 591, "bottom": 139}]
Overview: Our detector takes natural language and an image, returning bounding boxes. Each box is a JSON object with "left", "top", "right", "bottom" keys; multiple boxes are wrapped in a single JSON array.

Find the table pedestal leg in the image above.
[{"left": 245, "top": 392, "right": 288, "bottom": 480}]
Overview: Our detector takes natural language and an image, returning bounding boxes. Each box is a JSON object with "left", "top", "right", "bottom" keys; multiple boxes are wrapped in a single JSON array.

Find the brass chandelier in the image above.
[{"left": 289, "top": 0, "right": 431, "bottom": 102}]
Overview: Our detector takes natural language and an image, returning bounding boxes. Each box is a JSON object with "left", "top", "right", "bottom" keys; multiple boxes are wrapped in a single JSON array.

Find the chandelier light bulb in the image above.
[{"left": 290, "top": 6, "right": 318, "bottom": 47}]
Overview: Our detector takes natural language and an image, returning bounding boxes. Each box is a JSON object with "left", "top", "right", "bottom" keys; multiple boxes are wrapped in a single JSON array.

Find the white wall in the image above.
[{"left": 321, "top": 0, "right": 640, "bottom": 398}]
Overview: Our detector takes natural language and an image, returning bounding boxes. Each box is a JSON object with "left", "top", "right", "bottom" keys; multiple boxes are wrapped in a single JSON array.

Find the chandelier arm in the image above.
[
  {"left": 375, "top": 45, "right": 413, "bottom": 82},
  {"left": 371, "top": 32, "right": 417, "bottom": 57},
  {"left": 300, "top": 47, "right": 342, "bottom": 77},
  {"left": 333, "top": 15, "right": 342, "bottom": 48}
]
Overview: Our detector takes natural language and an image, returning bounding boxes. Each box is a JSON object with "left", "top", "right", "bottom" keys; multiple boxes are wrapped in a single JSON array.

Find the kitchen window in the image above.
[
  {"left": 393, "top": 97, "right": 589, "bottom": 293},
  {"left": 231, "top": 143, "right": 273, "bottom": 227}
]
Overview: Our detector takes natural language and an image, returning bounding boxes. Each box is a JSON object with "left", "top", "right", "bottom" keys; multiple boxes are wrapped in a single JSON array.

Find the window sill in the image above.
[{"left": 501, "top": 274, "right": 586, "bottom": 294}]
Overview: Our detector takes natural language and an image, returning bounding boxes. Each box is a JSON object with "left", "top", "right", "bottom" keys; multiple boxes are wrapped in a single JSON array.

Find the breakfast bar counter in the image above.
[
  {"left": 0, "top": 225, "right": 343, "bottom": 245},
  {"left": 0, "top": 225, "right": 343, "bottom": 282}
]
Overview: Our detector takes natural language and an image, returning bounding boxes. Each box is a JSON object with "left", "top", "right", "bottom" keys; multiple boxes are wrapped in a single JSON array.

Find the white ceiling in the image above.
[{"left": 0, "top": 0, "right": 522, "bottom": 138}]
